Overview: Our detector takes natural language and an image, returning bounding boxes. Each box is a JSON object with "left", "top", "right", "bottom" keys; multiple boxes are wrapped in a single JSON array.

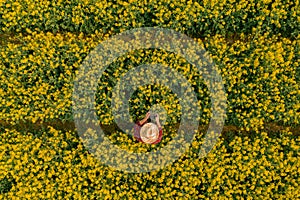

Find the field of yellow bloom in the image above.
[{"left": 0, "top": 0, "right": 299, "bottom": 199}]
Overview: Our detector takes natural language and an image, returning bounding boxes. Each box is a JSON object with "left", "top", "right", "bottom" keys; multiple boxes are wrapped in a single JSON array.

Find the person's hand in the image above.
[
  {"left": 139, "top": 111, "right": 151, "bottom": 125},
  {"left": 145, "top": 111, "right": 150, "bottom": 119}
]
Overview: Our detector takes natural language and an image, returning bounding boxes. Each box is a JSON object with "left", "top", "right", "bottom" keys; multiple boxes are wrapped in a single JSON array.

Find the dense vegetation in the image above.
[{"left": 0, "top": 0, "right": 299, "bottom": 199}]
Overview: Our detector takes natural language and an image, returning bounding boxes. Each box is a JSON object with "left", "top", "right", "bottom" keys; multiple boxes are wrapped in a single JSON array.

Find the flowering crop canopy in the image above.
[{"left": 72, "top": 27, "right": 227, "bottom": 173}]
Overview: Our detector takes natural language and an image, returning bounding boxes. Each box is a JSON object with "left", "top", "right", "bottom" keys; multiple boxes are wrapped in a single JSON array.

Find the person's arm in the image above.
[
  {"left": 155, "top": 114, "right": 162, "bottom": 129},
  {"left": 139, "top": 111, "right": 150, "bottom": 125},
  {"left": 149, "top": 115, "right": 163, "bottom": 145},
  {"left": 152, "top": 119, "right": 163, "bottom": 144}
]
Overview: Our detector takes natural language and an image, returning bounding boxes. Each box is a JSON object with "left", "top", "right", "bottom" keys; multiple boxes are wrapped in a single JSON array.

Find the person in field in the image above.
[{"left": 134, "top": 111, "right": 163, "bottom": 144}]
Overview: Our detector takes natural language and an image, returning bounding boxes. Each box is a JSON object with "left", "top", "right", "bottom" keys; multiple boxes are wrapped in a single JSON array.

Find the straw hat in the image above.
[{"left": 140, "top": 123, "right": 159, "bottom": 144}]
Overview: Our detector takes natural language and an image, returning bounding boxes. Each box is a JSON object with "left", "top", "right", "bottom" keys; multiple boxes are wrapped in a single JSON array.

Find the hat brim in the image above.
[{"left": 140, "top": 123, "right": 159, "bottom": 144}]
